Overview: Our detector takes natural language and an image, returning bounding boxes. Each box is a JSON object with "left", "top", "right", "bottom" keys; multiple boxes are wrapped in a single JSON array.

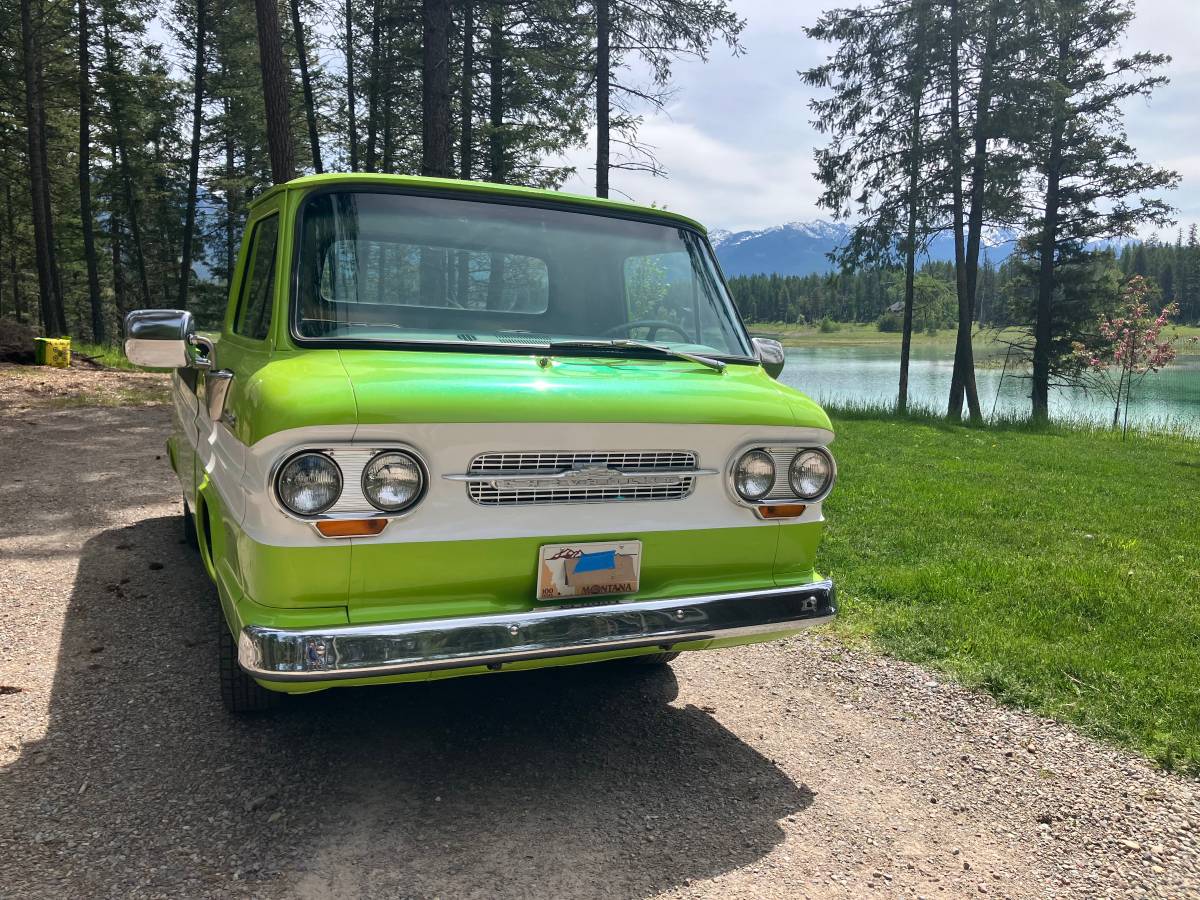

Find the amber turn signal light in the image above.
[
  {"left": 315, "top": 518, "right": 388, "bottom": 538},
  {"left": 755, "top": 504, "right": 807, "bottom": 519}
]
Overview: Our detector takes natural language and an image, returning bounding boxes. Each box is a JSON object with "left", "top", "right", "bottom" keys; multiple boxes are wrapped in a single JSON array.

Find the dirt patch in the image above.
[
  {"left": 0, "top": 389, "right": 1197, "bottom": 899},
  {"left": 0, "top": 362, "right": 168, "bottom": 411}
]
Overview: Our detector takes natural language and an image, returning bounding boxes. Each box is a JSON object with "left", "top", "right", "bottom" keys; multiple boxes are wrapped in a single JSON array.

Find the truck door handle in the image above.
[{"left": 205, "top": 369, "right": 235, "bottom": 427}]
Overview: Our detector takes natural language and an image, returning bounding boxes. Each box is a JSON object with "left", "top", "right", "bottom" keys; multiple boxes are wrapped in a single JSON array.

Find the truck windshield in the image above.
[{"left": 292, "top": 191, "right": 753, "bottom": 360}]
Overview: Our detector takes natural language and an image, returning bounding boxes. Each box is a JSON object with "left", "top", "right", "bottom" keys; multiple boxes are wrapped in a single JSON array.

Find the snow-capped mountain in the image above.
[{"left": 709, "top": 219, "right": 1019, "bottom": 277}]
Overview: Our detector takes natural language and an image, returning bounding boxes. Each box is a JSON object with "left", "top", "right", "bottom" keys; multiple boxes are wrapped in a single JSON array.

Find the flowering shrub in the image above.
[{"left": 1071, "top": 276, "right": 1195, "bottom": 431}]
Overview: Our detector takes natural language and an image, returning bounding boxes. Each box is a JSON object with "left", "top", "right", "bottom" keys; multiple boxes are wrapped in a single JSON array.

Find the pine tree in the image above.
[
  {"left": 804, "top": 0, "right": 943, "bottom": 414},
  {"left": 254, "top": 0, "right": 295, "bottom": 183},
  {"left": 1022, "top": 0, "right": 1176, "bottom": 422},
  {"left": 592, "top": 0, "right": 743, "bottom": 197}
]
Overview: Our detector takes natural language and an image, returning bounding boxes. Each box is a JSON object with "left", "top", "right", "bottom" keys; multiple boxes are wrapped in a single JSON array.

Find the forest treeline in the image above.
[
  {"left": 802, "top": 0, "right": 1177, "bottom": 422},
  {"left": 1, "top": 0, "right": 743, "bottom": 340},
  {"left": 1, "top": 0, "right": 1182, "bottom": 427},
  {"left": 728, "top": 229, "right": 1200, "bottom": 329}
]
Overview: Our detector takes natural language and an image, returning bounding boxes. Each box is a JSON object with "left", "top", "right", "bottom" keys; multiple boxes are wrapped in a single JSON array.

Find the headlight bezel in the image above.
[
  {"left": 726, "top": 442, "right": 837, "bottom": 508},
  {"left": 731, "top": 448, "right": 777, "bottom": 502},
  {"left": 274, "top": 450, "right": 344, "bottom": 517},
  {"left": 788, "top": 447, "right": 836, "bottom": 501},
  {"left": 269, "top": 444, "right": 430, "bottom": 526},
  {"left": 361, "top": 449, "right": 427, "bottom": 513}
]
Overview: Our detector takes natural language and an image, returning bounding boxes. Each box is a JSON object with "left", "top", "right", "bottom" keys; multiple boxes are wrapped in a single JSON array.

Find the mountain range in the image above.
[{"left": 709, "top": 219, "right": 1020, "bottom": 277}]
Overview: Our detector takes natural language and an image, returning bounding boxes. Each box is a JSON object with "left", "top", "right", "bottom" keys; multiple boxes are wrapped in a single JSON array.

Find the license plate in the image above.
[{"left": 536, "top": 541, "right": 642, "bottom": 601}]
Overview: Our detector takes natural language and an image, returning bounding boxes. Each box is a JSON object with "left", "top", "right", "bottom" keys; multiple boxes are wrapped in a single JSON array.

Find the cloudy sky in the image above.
[{"left": 556, "top": 0, "right": 1200, "bottom": 235}]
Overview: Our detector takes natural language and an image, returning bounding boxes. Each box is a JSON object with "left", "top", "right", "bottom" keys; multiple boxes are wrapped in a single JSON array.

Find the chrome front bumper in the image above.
[{"left": 238, "top": 580, "right": 836, "bottom": 682}]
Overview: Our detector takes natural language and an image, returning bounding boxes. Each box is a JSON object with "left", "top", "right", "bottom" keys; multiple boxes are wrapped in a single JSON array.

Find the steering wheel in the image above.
[{"left": 604, "top": 320, "right": 692, "bottom": 342}]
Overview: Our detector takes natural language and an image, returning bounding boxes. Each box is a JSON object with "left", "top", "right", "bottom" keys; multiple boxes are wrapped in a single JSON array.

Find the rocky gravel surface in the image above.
[
  {"left": 1, "top": 389, "right": 1197, "bottom": 899},
  {"left": 0, "top": 361, "right": 168, "bottom": 411}
]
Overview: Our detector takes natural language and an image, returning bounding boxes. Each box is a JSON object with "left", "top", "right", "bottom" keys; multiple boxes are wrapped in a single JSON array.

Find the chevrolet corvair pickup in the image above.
[{"left": 125, "top": 174, "right": 836, "bottom": 712}]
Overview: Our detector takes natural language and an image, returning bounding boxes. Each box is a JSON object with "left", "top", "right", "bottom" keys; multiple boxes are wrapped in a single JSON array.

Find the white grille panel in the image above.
[
  {"left": 469, "top": 450, "right": 697, "bottom": 473},
  {"left": 466, "top": 450, "right": 700, "bottom": 506}
]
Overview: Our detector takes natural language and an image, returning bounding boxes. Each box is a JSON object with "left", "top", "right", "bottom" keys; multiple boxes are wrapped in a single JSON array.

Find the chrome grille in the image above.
[{"left": 464, "top": 450, "right": 701, "bottom": 506}]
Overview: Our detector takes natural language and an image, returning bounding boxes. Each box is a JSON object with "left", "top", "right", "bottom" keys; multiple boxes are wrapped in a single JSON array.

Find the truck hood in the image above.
[
  {"left": 338, "top": 349, "right": 831, "bottom": 431},
  {"left": 238, "top": 348, "right": 831, "bottom": 445}
]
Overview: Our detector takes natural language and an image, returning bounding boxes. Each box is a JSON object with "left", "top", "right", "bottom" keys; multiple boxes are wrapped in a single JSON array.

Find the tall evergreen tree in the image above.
[
  {"left": 175, "top": 0, "right": 207, "bottom": 309},
  {"left": 1020, "top": 0, "right": 1176, "bottom": 422},
  {"left": 591, "top": 0, "right": 743, "bottom": 198},
  {"left": 21, "top": 0, "right": 67, "bottom": 335},
  {"left": 805, "top": 0, "right": 943, "bottom": 414},
  {"left": 254, "top": 0, "right": 295, "bottom": 183}
]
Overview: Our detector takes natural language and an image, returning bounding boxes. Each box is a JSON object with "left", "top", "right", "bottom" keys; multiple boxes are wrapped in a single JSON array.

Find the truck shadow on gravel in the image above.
[{"left": 3, "top": 516, "right": 814, "bottom": 899}]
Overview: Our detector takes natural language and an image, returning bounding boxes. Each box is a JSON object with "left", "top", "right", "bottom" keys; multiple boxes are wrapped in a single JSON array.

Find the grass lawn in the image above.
[{"left": 821, "top": 413, "right": 1200, "bottom": 773}]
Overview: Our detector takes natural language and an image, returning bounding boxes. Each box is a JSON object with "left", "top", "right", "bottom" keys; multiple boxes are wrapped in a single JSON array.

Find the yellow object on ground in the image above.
[{"left": 34, "top": 337, "right": 71, "bottom": 368}]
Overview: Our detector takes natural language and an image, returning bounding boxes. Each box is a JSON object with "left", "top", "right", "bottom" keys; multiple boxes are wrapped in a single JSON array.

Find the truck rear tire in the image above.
[
  {"left": 218, "top": 610, "right": 281, "bottom": 713},
  {"left": 183, "top": 500, "right": 199, "bottom": 550},
  {"left": 623, "top": 650, "right": 681, "bottom": 665}
]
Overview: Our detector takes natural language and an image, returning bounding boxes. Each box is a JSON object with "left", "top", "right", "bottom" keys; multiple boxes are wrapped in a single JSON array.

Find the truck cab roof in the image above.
[{"left": 248, "top": 172, "right": 708, "bottom": 234}]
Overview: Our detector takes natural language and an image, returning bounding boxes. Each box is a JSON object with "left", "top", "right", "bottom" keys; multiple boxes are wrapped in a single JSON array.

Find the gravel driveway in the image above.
[{"left": 1, "top": 388, "right": 1197, "bottom": 899}]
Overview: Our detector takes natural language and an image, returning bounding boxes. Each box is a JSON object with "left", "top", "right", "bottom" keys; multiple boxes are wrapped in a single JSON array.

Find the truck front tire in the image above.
[{"left": 218, "top": 610, "right": 281, "bottom": 713}]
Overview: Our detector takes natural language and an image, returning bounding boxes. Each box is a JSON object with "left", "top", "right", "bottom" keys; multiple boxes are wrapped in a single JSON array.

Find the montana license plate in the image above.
[{"left": 536, "top": 541, "right": 642, "bottom": 601}]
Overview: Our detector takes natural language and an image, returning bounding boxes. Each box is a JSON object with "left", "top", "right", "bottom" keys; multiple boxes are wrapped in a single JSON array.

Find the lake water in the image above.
[{"left": 777, "top": 343, "right": 1200, "bottom": 433}]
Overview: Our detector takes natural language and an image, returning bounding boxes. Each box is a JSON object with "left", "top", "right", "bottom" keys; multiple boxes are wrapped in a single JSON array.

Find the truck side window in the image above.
[{"left": 233, "top": 214, "right": 280, "bottom": 341}]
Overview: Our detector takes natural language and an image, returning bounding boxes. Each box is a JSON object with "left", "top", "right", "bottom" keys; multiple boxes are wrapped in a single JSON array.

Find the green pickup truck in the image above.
[{"left": 124, "top": 173, "right": 837, "bottom": 712}]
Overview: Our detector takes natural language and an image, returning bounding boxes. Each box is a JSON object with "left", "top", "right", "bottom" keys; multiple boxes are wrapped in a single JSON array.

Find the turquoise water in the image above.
[{"left": 777, "top": 344, "right": 1200, "bottom": 432}]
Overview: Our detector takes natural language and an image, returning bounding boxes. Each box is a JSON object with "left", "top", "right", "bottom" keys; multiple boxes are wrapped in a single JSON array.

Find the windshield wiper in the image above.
[{"left": 546, "top": 339, "right": 726, "bottom": 373}]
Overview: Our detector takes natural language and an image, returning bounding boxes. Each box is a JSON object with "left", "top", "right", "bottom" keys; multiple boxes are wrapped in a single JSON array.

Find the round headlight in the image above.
[
  {"left": 733, "top": 449, "right": 776, "bottom": 501},
  {"left": 362, "top": 451, "right": 425, "bottom": 512},
  {"left": 789, "top": 449, "right": 834, "bottom": 499},
  {"left": 277, "top": 452, "right": 342, "bottom": 516}
]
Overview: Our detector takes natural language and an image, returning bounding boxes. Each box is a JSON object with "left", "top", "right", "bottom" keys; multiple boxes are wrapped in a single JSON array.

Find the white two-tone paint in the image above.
[{"left": 178, "top": 380, "right": 835, "bottom": 549}]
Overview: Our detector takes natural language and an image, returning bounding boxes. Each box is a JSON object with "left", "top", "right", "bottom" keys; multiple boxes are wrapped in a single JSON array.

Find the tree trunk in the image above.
[
  {"left": 22, "top": 0, "right": 68, "bottom": 336},
  {"left": 955, "top": 0, "right": 999, "bottom": 424},
  {"left": 945, "top": 0, "right": 971, "bottom": 421},
  {"left": 7, "top": 184, "right": 23, "bottom": 323},
  {"left": 110, "top": 218, "right": 128, "bottom": 328},
  {"left": 595, "top": 0, "right": 610, "bottom": 198},
  {"left": 381, "top": 21, "right": 395, "bottom": 172},
  {"left": 254, "top": 0, "right": 296, "bottom": 184},
  {"left": 422, "top": 0, "right": 452, "bottom": 177},
  {"left": 365, "top": 0, "right": 381, "bottom": 172},
  {"left": 488, "top": 5, "right": 504, "bottom": 182},
  {"left": 78, "top": 0, "right": 104, "bottom": 340},
  {"left": 177, "top": 0, "right": 207, "bottom": 311},
  {"left": 223, "top": 94, "right": 237, "bottom": 285},
  {"left": 0, "top": 197, "right": 5, "bottom": 320},
  {"left": 1032, "top": 28, "right": 1069, "bottom": 425},
  {"left": 103, "top": 17, "right": 152, "bottom": 309},
  {"left": 898, "top": 89, "right": 921, "bottom": 415},
  {"left": 344, "top": 0, "right": 358, "bottom": 171},
  {"left": 290, "top": 0, "right": 322, "bottom": 173},
  {"left": 1032, "top": 127, "right": 1063, "bottom": 424},
  {"left": 458, "top": 1, "right": 474, "bottom": 180}
]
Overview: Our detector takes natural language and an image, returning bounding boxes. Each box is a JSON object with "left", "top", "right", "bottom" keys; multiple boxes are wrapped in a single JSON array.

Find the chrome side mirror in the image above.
[
  {"left": 124, "top": 309, "right": 213, "bottom": 369},
  {"left": 752, "top": 337, "right": 786, "bottom": 379}
]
